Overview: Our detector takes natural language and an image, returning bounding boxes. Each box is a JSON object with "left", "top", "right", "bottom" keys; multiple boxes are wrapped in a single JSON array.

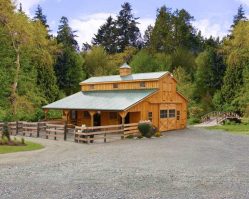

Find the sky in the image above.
[{"left": 15, "top": 0, "right": 249, "bottom": 47}]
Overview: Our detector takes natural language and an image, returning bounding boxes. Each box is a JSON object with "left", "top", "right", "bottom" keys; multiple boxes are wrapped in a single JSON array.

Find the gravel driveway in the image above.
[{"left": 0, "top": 127, "right": 249, "bottom": 199}]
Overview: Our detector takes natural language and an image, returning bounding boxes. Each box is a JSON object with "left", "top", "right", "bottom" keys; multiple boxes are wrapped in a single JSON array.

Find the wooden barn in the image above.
[{"left": 43, "top": 63, "right": 188, "bottom": 132}]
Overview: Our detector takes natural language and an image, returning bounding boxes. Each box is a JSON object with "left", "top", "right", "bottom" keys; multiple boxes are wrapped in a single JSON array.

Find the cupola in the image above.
[{"left": 119, "top": 63, "right": 132, "bottom": 77}]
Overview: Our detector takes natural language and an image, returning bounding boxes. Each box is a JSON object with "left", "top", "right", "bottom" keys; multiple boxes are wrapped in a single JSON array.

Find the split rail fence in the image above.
[{"left": 0, "top": 121, "right": 140, "bottom": 144}]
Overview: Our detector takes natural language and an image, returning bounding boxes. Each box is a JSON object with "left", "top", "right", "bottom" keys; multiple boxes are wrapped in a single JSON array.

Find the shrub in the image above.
[
  {"left": 137, "top": 135, "right": 143, "bottom": 139},
  {"left": 126, "top": 135, "right": 134, "bottom": 139},
  {"left": 138, "top": 121, "right": 154, "bottom": 138},
  {"left": 1, "top": 136, "right": 9, "bottom": 145},
  {"left": 21, "top": 137, "right": 25, "bottom": 145},
  {"left": 155, "top": 132, "right": 162, "bottom": 137},
  {"left": 2, "top": 123, "right": 10, "bottom": 141},
  {"left": 188, "top": 117, "right": 200, "bottom": 125}
]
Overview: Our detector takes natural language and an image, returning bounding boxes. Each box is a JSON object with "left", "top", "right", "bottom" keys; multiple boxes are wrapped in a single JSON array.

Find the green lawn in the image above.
[
  {"left": 0, "top": 141, "right": 44, "bottom": 154},
  {"left": 207, "top": 124, "right": 249, "bottom": 136}
]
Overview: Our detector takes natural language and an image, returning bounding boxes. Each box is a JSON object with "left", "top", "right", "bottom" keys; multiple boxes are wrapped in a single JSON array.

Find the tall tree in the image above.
[
  {"left": 57, "top": 16, "right": 79, "bottom": 50},
  {"left": 55, "top": 16, "right": 84, "bottom": 95},
  {"left": 116, "top": 2, "right": 141, "bottom": 52},
  {"left": 34, "top": 5, "right": 49, "bottom": 29},
  {"left": 143, "top": 25, "right": 153, "bottom": 48},
  {"left": 92, "top": 16, "right": 118, "bottom": 54},
  {"left": 231, "top": 5, "right": 247, "bottom": 28}
]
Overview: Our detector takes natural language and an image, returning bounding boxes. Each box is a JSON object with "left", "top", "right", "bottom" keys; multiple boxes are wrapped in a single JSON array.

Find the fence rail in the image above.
[
  {"left": 46, "top": 123, "right": 67, "bottom": 140},
  {"left": 201, "top": 111, "right": 241, "bottom": 123},
  {"left": 74, "top": 123, "right": 139, "bottom": 144}
]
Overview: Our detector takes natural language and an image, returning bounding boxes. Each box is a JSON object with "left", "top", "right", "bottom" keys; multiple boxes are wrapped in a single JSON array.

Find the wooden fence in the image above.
[
  {"left": 74, "top": 123, "right": 139, "bottom": 144},
  {"left": 46, "top": 123, "right": 67, "bottom": 141},
  {"left": 22, "top": 122, "right": 46, "bottom": 137}
]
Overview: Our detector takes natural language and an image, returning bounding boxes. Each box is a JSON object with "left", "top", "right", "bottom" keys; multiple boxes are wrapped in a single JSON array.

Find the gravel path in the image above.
[{"left": 0, "top": 127, "right": 249, "bottom": 199}]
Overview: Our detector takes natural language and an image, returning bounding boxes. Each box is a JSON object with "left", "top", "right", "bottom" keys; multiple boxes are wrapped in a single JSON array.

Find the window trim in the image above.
[
  {"left": 160, "top": 110, "right": 168, "bottom": 118},
  {"left": 169, "top": 109, "right": 176, "bottom": 118}
]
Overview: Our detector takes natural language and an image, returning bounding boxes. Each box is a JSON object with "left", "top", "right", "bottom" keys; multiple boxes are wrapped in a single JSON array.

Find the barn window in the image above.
[
  {"left": 109, "top": 112, "right": 118, "bottom": 120},
  {"left": 148, "top": 112, "right": 152, "bottom": 121},
  {"left": 160, "top": 110, "right": 168, "bottom": 118},
  {"left": 83, "top": 111, "right": 90, "bottom": 118},
  {"left": 113, "top": 83, "right": 118, "bottom": 89},
  {"left": 169, "top": 109, "right": 176, "bottom": 118},
  {"left": 140, "top": 81, "right": 145, "bottom": 88},
  {"left": 89, "top": 85, "right": 94, "bottom": 90},
  {"left": 177, "top": 111, "right": 180, "bottom": 120}
]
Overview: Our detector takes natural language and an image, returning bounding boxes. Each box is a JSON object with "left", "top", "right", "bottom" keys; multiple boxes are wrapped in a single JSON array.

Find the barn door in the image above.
[{"left": 159, "top": 104, "right": 177, "bottom": 132}]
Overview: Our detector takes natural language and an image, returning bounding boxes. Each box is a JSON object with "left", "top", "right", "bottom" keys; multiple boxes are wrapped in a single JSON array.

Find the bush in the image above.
[
  {"left": 188, "top": 117, "right": 200, "bottom": 125},
  {"left": 1, "top": 136, "right": 9, "bottom": 145},
  {"left": 21, "top": 137, "right": 25, "bottom": 145},
  {"left": 2, "top": 123, "right": 10, "bottom": 141},
  {"left": 154, "top": 132, "right": 162, "bottom": 137},
  {"left": 138, "top": 121, "right": 154, "bottom": 138},
  {"left": 126, "top": 135, "right": 134, "bottom": 139}
]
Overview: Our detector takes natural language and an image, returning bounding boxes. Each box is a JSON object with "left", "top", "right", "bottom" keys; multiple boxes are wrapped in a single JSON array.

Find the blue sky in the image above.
[{"left": 17, "top": 0, "right": 249, "bottom": 46}]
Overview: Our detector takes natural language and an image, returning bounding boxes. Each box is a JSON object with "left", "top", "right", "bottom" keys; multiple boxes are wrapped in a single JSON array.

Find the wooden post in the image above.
[
  {"left": 119, "top": 111, "right": 127, "bottom": 139},
  {"left": 16, "top": 121, "right": 18, "bottom": 135},
  {"left": 46, "top": 124, "right": 48, "bottom": 139},
  {"left": 88, "top": 111, "right": 96, "bottom": 144},
  {"left": 37, "top": 122, "right": 40, "bottom": 137},
  {"left": 64, "top": 122, "right": 67, "bottom": 141}
]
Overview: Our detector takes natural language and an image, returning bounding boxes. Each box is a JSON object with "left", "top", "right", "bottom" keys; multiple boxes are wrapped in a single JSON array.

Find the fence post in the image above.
[
  {"left": 46, "top": 124, "right": 48, "bottom": 139},
  {"left": 64, "top": 122, "right": 67, "bottom": 141},
  {"left": 16, "top": 121, "right": 18, "bottom": 135},
  {"left": 37, "top": 122, "right": 40, "bottom": 138}
]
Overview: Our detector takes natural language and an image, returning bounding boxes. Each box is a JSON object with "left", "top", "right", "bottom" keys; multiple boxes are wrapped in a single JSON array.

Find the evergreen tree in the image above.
[
  {"left": 57, "top": 16, "right": 79, "bottom": 50},
  {"left": 34, "top": 5, "right": 49, "bottom": 29},
  {"left": 92, "top": 16, "right": 118, "bottom": 53},
  {"left": 231, "top": 5, "right": 247, "bottom": 28},
  {"left": 143, "top": 25, "right": 153, "bottom": 48},
  {"left": 116, "top": 2, "right": 141, "bottom": 52},
  {"left": 55, "top": 16, "right": 84, "bottom": 95}
]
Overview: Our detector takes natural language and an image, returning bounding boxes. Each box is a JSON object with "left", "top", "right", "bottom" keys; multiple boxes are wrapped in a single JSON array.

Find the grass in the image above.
[
  {"left": 0, "top": 141, "right": 44, "bottom": 154},
  {"left": 207, "top": 124, "right": 249, "bottom": 136}
]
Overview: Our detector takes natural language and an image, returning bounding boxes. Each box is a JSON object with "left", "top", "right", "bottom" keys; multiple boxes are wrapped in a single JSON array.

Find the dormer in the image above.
[{"left": 119, "top": 63, "right": 131, "bottom": 77}]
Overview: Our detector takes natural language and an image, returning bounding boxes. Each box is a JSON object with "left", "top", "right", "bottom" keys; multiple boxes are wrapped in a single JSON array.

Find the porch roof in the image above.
[{"left": 43, "top": 89, "right": 157, "bottom": 111}]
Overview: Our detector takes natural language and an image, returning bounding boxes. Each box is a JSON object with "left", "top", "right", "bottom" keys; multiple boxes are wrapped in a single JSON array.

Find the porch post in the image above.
[
  {"left": 63, "top": 110, "right": 69, "bottom": 124},
  {"left": 88, "top": 111, "right": 96, "bottom": 127},
  {"left": 88, "top": 111, "right": 96, "bottom": 143},
  {"left": 119, "top": 111, "right": 128, "bottom": 125}
]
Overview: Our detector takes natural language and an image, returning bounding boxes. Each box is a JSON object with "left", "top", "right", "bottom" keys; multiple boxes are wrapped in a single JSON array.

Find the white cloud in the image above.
[
  {"left": 193, "top": 19, "right": 229, "bottom": 38},
  {"left": 70, "top": 12, "right": 155, "bottom": 47},
  {"left": 70, "top": 13, "right": 115, "bottom": 46},
  {"left": 15, "top": 0, "right": 44, "bottom": 16}
]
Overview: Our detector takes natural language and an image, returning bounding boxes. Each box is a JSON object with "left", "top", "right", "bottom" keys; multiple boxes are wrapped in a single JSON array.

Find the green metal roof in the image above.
[
  {"left": 43, "top": 89, "right": 157, "bottom": 111},
  {"left": 81, "top": 71, "right": 168, "bottom": 84}
]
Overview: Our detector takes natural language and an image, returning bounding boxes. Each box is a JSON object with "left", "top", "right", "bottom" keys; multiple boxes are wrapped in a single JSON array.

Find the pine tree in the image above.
[
  {"left": 92, "top": 16, "right": 119, "bottom": 54},
  {"left": 231, "top": 5, "right": 247, "bottom": 28},
  {"left": 116, "top": 2, "right": 141, "bottom": 52},
  {"left": 143, "top": 25, "right": 153, "bottom": 48},
  {"left": 55, "top": 16, "right": 84, "bottom": 95},
  {"left": 57, "top": 16, "right": 79, "bottom": 51},
  {"left": 34, "top": 5, "right": 49, "bottom": 29}
]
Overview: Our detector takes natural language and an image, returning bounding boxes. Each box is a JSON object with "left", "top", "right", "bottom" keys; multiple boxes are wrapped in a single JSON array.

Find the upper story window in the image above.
[
  {"left": 89, "top": 85, "right": 94, "bottom": 90},
  {"left": 140, "top": 81, "right": 145, "bottom": 88},
  {"left": 113, "top": 83, "right": 118, "bottom": 89}
]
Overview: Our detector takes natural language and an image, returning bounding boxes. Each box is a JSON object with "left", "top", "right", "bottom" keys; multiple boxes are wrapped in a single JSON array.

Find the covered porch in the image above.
[{"left": 42, "top": 89, "right": 156, "bottom": 127}]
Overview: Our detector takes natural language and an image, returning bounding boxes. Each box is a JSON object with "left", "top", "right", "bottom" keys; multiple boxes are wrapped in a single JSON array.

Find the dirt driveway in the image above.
[{"left": 0, "top": 127, "right": 249, "bottom": 199}]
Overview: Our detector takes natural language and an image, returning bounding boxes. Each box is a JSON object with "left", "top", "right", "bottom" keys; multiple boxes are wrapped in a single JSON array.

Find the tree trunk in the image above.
[{"left": 10, "top": 47, "right": 20, "bottom": 116}]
